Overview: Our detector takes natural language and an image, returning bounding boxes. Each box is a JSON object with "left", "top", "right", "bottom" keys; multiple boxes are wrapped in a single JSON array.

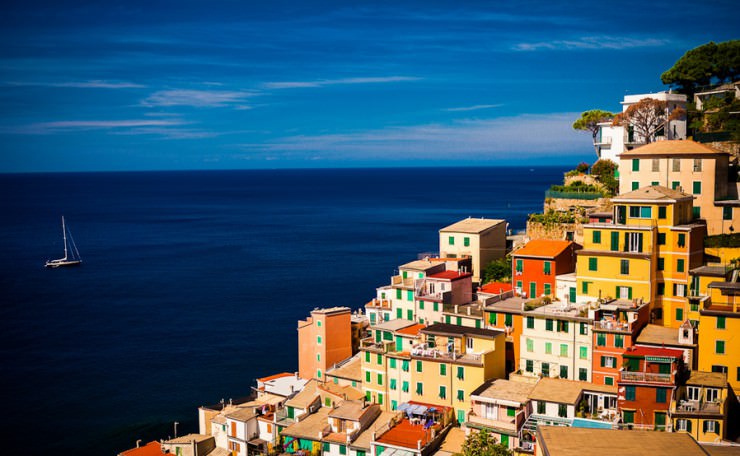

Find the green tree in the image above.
[
  {"left": 661, "top": 40, "right": 740, "bottom": 97},
  {"left": 591, "top": 159, "right": 618, "bottom": 196},
  {"left": 457, "top": 429, "right": 512, "bottom": 456},
  {"left": 482, "top": 256, "right": 512, "bottom": 284},
  {"left": 572, "top": 110, "right": 615, "bottom": 154}
]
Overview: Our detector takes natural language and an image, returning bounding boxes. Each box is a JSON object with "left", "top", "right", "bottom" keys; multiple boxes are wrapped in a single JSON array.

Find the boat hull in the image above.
[{"left": 45, "top": 259, "right": 82, "bottom": 268}]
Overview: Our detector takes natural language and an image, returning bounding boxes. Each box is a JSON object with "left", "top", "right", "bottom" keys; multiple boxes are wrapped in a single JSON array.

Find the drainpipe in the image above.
[{"left": 572, "top": 318, "right": 577, "bottom": 381}]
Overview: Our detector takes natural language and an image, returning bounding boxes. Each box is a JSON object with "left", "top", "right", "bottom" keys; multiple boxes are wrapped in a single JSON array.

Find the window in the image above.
[
  {"left": 676, "top": 308, "right": 683, "bottom": 321},
  {"left": 625, "top": 386, "right": 636, "bottom": 401},
  {"left": 657, "top": 258, "right": 664, "bottom": 271},
  {"left": 712, "top": 365, "right": 728, "bottom": 374},
  {"left": 658, "top": 232, "right": 666, "bottom": 245},
  {"left": 605, "top": 377, "right": 614, "bottom": 386},
  {"left": 656, "top": 388, "right": 667, "bottom": 403},
  {"left": 505, "top": 314, "right": 513, "bottom": 327},
  {"left": 623, "top": 410, "right": 634, "bottom": 423},
  {"left": 515, "top": 259, "right": 523, "bottom": 273},
  {"left": 716, "top": 340, "right": 725, "bottom": 354},
  {"left": 544, "top": 283, "right": 551, "bottom": 295},
  {"left": 610, "top": 231, "right": 619, "bottom": 251},
  {"left": 580, "top": 322, "right": 587, "bottom": 335},
  {"left": 651, "top": 181, "right": 659, "bottom": 186},
  {"left": 678, "top": 233, "right": 686, "bottom": 247},
  {"left": 448, "top": 236, "right": 454, "bottom": 246},
  {"left": 546, "top": 319, "right": 553, "bottom": 331},
  {"left": 632, "top": 181, "right": 639, "bottom": 191},
  {"left": 632, "top": 159, "right": 640, "bottom": 171},
  {"left": 377, "top": 373, "right": 383, "bottom": 385},
  {"left": 558, "top": 320, "right": 569, "bottom": 333},
  {"left": 588, "top": 257, "right": 598, "bottom": 271},
  {"left": 672, "top": 158, "right": 680, "bottom": 172},
  {"left": 542, "top": 363, "right": 550, "bottom": 377},
  {"left": 560, "top": 365, "right": 568, "bottom": 379},
  {"left": 526, "top": 338, "right": 534, "bottom": 352},
  {"left": 457, "top": 366, "right": 465, "bottom": 380},
  {"left": 407, "top": 309, "right": 413, "bottom": 320},
  {"left": 693, "top": 207, "right": 701, "bottom": 218},
  {"left": 560, "top": 344, "right": 568, "bottom": 357},
  {"left": 439, "top": 386, "right": 446, "bottom": 399},
  {"left": 402, "top": 360, "right": 409, "bottom": 372},
  {"left": 693, "top": 158, "right": 702, "bottom": 172},
  {"left": 704, "top": 420, "right": 717, "bottom": 433},
  {"left": 657, "top": 283, "right": 665, "bottom": 296},
  {"left": 582, "top": 281, "right": 589, "bottom": 294},
  {"left": 416, "top": 360, "right": 422, "bottom": 372},
  {"left": 377, "top": 353, "right": 383, "bottom": 364},
  {"left": 537, "top": 401, "right": 546, "bottom": 414},
  {"left": 365, "top": 352, "right": 370, "bottom": 363},
  {"left": 507, "top": 407, "right": 516, "bottom": 417},
  {"left": 440, "top": 363, "right": 447, "bottom": 375},
  {"left": 457, "top": 389, "right": 465, "bottom": 401},
  {"left": 601, "top": 356, "right": 616, "bottom": 368},
  {"left": 390, "top": 378, "right": 397, "bottom": 390},
  {"left": 615, "top": 334, "right": 624, "bottom": 348},
  {"left": 620, "top": 259, "right": 629, "bottom": 275},
  {"left": 416, "top": 382, "right": 423, "bottom": 395},
  {"left": 377, "top": 394, "right": 383, "bottom": 406},
  {"left": 489, "top": 312, "right": 497, "bottom": 325},
  {"left": 724, "top": 207, "right": 733, "bottom": 220},
  {"left": 652, "top": 158, "right": 660, "bottom": 172},
  {"left": 672, "top": 181, "right": 680, "bottom": 190},
  {"left": 365, "top": 371, "right": 371, "bottom": 383},
  {"left": 317, "top": 353, "right": 321, "bottom": 362},
  {"left": 407, "top": 290, "right": 413, "bottom": 301},
  {"left": 526, "top": 316, "right": 534, "bottom": 329},
  {"left": 463, "top": 237, "right": 470, "bottom": 247},
  {"left": 545, "top": 342, "right": 552, "bottom": 354},
  {"left": 677, "top": 259, "right": 685, "bottom": 273},
  {"left": 544, "top": 261, "right": 552, "bottom": 275},
  {"left": 597, "top": 333, "right": 606, "bottom": 346},
  {"left": 433, "top": 302, "right": 439, "bottom": 312},
  {"left": 693, "top": 181, "right": 701, "bottom": 194},
  {"left": 558, "top": 404, "right": 567, "bottom": 418},
  {"left": 717, "top": 316, "right": 726, "bottom": 329},
  {"left": 526, "top": 360, "right": 533, "bottom": 372},
  {"left": 580, "top": 346, "right": 588, "bottom": 359},
  {"left": 617, "top": 286, "right": 632, "bottom": 299},
  {"left": 402, "top": 380, "right": 409, "bottom": 392},
  {"left": 658, "top": 206, "right": 666, "bottom": 219},
  {"left": 593, "top": 231, "right": 601, "bottom": 243},
  {"left": 579, "top": 368, "right": 587, "bottom": 381},
  {"left": 626, "top": 232, "right": 643, "bottom": 252},
  {"left": 706, "top": 388, "right": 718, "bottom": 402}
]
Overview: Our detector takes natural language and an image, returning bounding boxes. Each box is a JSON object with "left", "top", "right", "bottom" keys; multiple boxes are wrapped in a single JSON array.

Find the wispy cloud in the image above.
[
  {"left": 445, "top": 104, "right": 503, "bottom": 112},
  {"left": 140, "top": 89, "right": 254, "bottom": 107},
  {"left": 514, "top": 36, "right": 669, "bottom": 52},
  {"left": 264, "top": 76, "right": 420, "bottom": 89},
  {"left": 239, "top": 113, "right": 586, "bottom": 162},
  {"left": 3, "top": 119, "right": 186, "bottom": 135},
  {"left": 6, "top": 80, "right": 145, "bottom": 88}
]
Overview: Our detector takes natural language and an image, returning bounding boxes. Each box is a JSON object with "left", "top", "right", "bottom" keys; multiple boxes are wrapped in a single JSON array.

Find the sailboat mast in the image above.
[{"left": 62, "top": 216, "right": 68, "bottom": 260}]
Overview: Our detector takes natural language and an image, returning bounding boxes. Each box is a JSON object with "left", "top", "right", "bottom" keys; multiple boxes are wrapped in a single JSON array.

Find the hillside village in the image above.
[{"left": 120, "top": 43, "right": 740, "bottom": 456}]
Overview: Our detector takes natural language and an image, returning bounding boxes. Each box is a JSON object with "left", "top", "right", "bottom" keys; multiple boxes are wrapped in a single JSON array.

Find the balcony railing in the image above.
[
  {"left": 366, "top": 298, "right": 392, "bottom": 309},
  {"left": 593, "top": 320, "right": 632, "bottom": 332},
  {"left": 673, "top": 399, "right": 722, "bottom": 415},
  {"left": 467, "top": 413, "right": 518, "bottom": 432},
  {"left": 410, "top": 346, "right": 483, "bottom": 365},
  {"left": 361, "top": 338, "right": 396, "bottom": 353},
  {"left": 620, "top": 371, "right": 672, "bottom": 384},
  {"left": 391, "top": 275, "right": 415, "bottom": 287}
]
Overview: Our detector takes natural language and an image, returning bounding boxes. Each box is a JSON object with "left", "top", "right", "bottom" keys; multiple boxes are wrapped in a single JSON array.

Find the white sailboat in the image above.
[{"left": 45, "top": 216, "right": 82, "bottom": 268}]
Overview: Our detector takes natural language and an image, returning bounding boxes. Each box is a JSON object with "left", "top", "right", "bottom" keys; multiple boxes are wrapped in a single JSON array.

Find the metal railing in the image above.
[{"left": 620, "top": 371, "right": 672, "bottom": 383}]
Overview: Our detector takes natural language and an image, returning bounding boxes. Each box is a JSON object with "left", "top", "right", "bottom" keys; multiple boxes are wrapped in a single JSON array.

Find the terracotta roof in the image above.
[
  {"left": 685, "top": 371, "right": 728, "bottom": 388},
  {"left": 258, "top": 372, "right": 295, "bottom": 383},
  {"left": 635, "top": 324, "right": 682, "bottom": 346},
  {"left": 436, "top": 427, "right": 467, "bottom": 455},
  {"left": 703, "top": 445, "right": 740, "bottom": 456},
  {"left": 162, "top": 434, "right": 212, "bottom": 444},
  {"left": 428, "top": 270, "right": 472, "bottom": 280},
  {"left": 395, "top": 323, "right": 426, "bottom": 336},
  {"left": 119, "top": 441, "right": 166, "bottom": 456},
  {"left": 512, "top": 239, "right": 574, "bottom": 259},
  {"left": 226, "top": 406, "right": 258, "bottom": 422},
  {"left": 624, "top": 346, "right": 684, "bottom": 359},
  {"left": 372, "top": 319, "right": 419, "bottom": 331},
  {"left": 478, "top": 282, "right": 513, "bottom": 294},
  {"left": 285, "top": 379, "right": 319, "bottom": 409},
  {"left": 537, "top": 426, "right": 710, "bottom": 456},
  {"left": 281, "top": 407, "right": 331, "bottom": 440},
  {"left": 350, "top": 411, "right": 399, "bottom": 450},
  {"left": 619, "top": 140, "right": 726, "bottom": 157},
  {"left": 439, "top": 218, "right": 505, "bottom": 234},
  {"left": 318, "top": 382, "right": 365, "bottom": 401},
  {"left": 529, "top": 378, "right": 587, "bottom": 405},
  {"left": 375, "top": 418, "right": 435, "bottom": 449},
  {"left": 612, "top": 185, "right": 692, "bottom": 202},
  {"left": 399, "top": 259, "right": 442, "bottom": 271},
  {"left": 326, "top": 355, "right": 362, "bottom": 382},
  {"left": 470, "top": 379, "right": 535, "bottom": 405},
  {"left": 328, "top": 400, "right": 378, "bottom": 421}
]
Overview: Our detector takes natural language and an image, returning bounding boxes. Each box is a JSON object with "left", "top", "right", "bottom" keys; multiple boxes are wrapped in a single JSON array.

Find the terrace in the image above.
[
  {"left": 409, "top": 343, "right": 483, "bottom": 365},
  {"left": 619, "top": 371, "right": 673, "bottom": 384}
]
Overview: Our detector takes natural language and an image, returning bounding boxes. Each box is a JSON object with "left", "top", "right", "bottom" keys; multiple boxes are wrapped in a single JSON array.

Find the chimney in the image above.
[
  {"left": 136, "top": 440, "right": 142, "bottom": 448},
  {"left": 295, "top": 371, "right": 299, "bottom": 379}
]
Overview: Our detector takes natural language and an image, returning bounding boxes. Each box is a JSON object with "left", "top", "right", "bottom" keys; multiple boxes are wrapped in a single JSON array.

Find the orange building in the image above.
[
  {"left": 511, "top": 240, "right": 579, "bottom": 299},
  {"left": 298, "top": 307, "right": 352, "bottom": 381}
]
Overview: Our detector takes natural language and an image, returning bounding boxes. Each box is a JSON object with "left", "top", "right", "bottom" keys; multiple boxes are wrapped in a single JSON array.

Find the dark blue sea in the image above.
[{"left": 0, "top": 167, "right": 565, "bottom": 455}]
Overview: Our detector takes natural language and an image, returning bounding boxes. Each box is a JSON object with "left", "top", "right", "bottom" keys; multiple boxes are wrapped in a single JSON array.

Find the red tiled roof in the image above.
[
  {"left": 428, "top": 271, "right": 472, "bottom": 280},
  {"left": 119, "top": 441, "right": 166, "bottom": 456},
  {"left": 396, "top": 323, "right": 426, "bottom": 336},
  {"left": 479, "top": 282, "right": 513, "bottom": 294},
  {"left": 512, "top": 239, "right": 574, "bottom": 258},
  {"left": 625, "top": 346, "right": 684, "bottom": 358},
  {"left": 375, "top": 418, "right": 434, "bottom": 448},
  {"left": 258, "top": 372, "right": 294, "bottom": 383}
]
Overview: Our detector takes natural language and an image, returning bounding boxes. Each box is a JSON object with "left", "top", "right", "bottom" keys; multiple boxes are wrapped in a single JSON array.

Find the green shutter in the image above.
[
  {"left": 632, "top": 159, "right": 639, "bottom": 171},
  {"left": 544, "top": 261, "right": 551, "bottom": 275},
  {"left": 593, "top": 230, "right": 601, "bottom": 243},
  {"left": 693, "top": 181, "right": 701, "bottom": 194},
  {"left": 610, "top": 231, "right": 619, "bottom": 251}
]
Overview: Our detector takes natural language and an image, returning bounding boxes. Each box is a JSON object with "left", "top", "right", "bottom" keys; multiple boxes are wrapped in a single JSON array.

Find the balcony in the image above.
[
  {"left": 366, "top": 298, "right": 392, "bottom": 309},
  {"left": 620, "top": 371, "right": 672, "bottom": 384},
  {"left": 467, "top": 410, "right": 523, "bottom": 433},
  {"left": 410, "top": 345, "right": 483, "bottom": 365},
  {"left": 593, "top": 319, "right": 632, "bottom": 333},
  {"left": 391, "top": 275, "right": 415, "bottom": 287},
  {"left": 673, "top": 399, "right": 722, "bottom": 416},
  {"left": 361, "top": 338, "right": 396, "bottom": 353}
]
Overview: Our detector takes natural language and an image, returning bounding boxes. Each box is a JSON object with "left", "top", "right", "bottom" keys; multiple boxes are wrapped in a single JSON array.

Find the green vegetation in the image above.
[
  {"left": 456, "top": 429, "right": 512, "bottom": 456},
  {"left": 704, "top": 233, "right": 740, "bottom": 248},
  {"left": 549, "top": 181, "right": 602, "bottom": 194},
  {"left": 590, "top": 159, "right": 619, "bottom": 196},
  {"left": 528, "top": 209, "right": 587, "bottom": 226},
  {"left": 572, "top": 110, "right": 615, "bottom": 154},
  {"left": 661, "top": 40, "right": 740, "bottom": 97},
  {"left": 482, "top": 256, "right": 512, "bottom": 284}
]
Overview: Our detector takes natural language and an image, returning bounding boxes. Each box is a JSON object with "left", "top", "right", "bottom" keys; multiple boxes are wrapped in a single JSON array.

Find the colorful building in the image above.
[
  {"left": 698, "top": 276, "right": 740, "bottom": 392},
  {"left": 298, "top": 307, "right": 353, "bottom": 381},
  {"left": 481, "top": 293, "right": 524, "bottom": 375},
  {"left": 617, "top": 345, "right": 684, "bottom": 430},
  {"left": 618, "top": 140, "right": 737, "bottom": 235},
  {"left": 670, "top": 370, "right": 738, "bottom": 443},
  {"left": 591, "top": 299, "right": 649, "bottom": 386},
  {"left": 439, "top": 218, "right": 507, "bottom": 284},
  {"left": 512, "top": 239, "right": 579, "bottom": 300},
  {"left": 634, "top": 322, "right": 697, "bottom": 370}
]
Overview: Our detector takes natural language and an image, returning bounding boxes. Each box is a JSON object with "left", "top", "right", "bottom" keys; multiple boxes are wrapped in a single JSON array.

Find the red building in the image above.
[
  {"left": 617, "top": 346, "right": 684, "bottom": 430},
  {"left": 511, "top": 240, "right": 579, "bottom": 299},
  {"left": 591, "top": 299, "right": 649, "bottom": 386}
]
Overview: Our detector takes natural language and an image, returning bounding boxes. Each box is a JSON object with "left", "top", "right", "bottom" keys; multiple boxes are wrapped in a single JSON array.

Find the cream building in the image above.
[{"left": 439, "top": 217, "right": 507, "bottom": 284}]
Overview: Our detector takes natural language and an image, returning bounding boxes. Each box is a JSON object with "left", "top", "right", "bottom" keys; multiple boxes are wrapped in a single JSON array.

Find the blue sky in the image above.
[{"left": 1, "top": 0, "right": 737, "bottom": 172}]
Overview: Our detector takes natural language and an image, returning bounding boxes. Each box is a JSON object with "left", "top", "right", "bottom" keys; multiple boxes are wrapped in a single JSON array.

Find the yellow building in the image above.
[
  {"left": 670, "top": 371, "right": 737, "bottom": 442},
  {"left": 410, "top": 323, "right": 506, "bottom": 424},
  {"left": 439, "top": 217, "right": 507, "bottom": 284},
  {"left": 576, "top": 186, "right": 705, "bottom": 327},
  {"left": 618, "top": 140, "right": 737, "bottom": 236},
  {"left": 698, "top": 278, "right": 740, "bottom": 393}
]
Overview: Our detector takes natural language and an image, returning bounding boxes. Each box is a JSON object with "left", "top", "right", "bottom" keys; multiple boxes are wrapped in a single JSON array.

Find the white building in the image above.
[{"left": 596, "top": 91, "right": 687, "bottom": 163}]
